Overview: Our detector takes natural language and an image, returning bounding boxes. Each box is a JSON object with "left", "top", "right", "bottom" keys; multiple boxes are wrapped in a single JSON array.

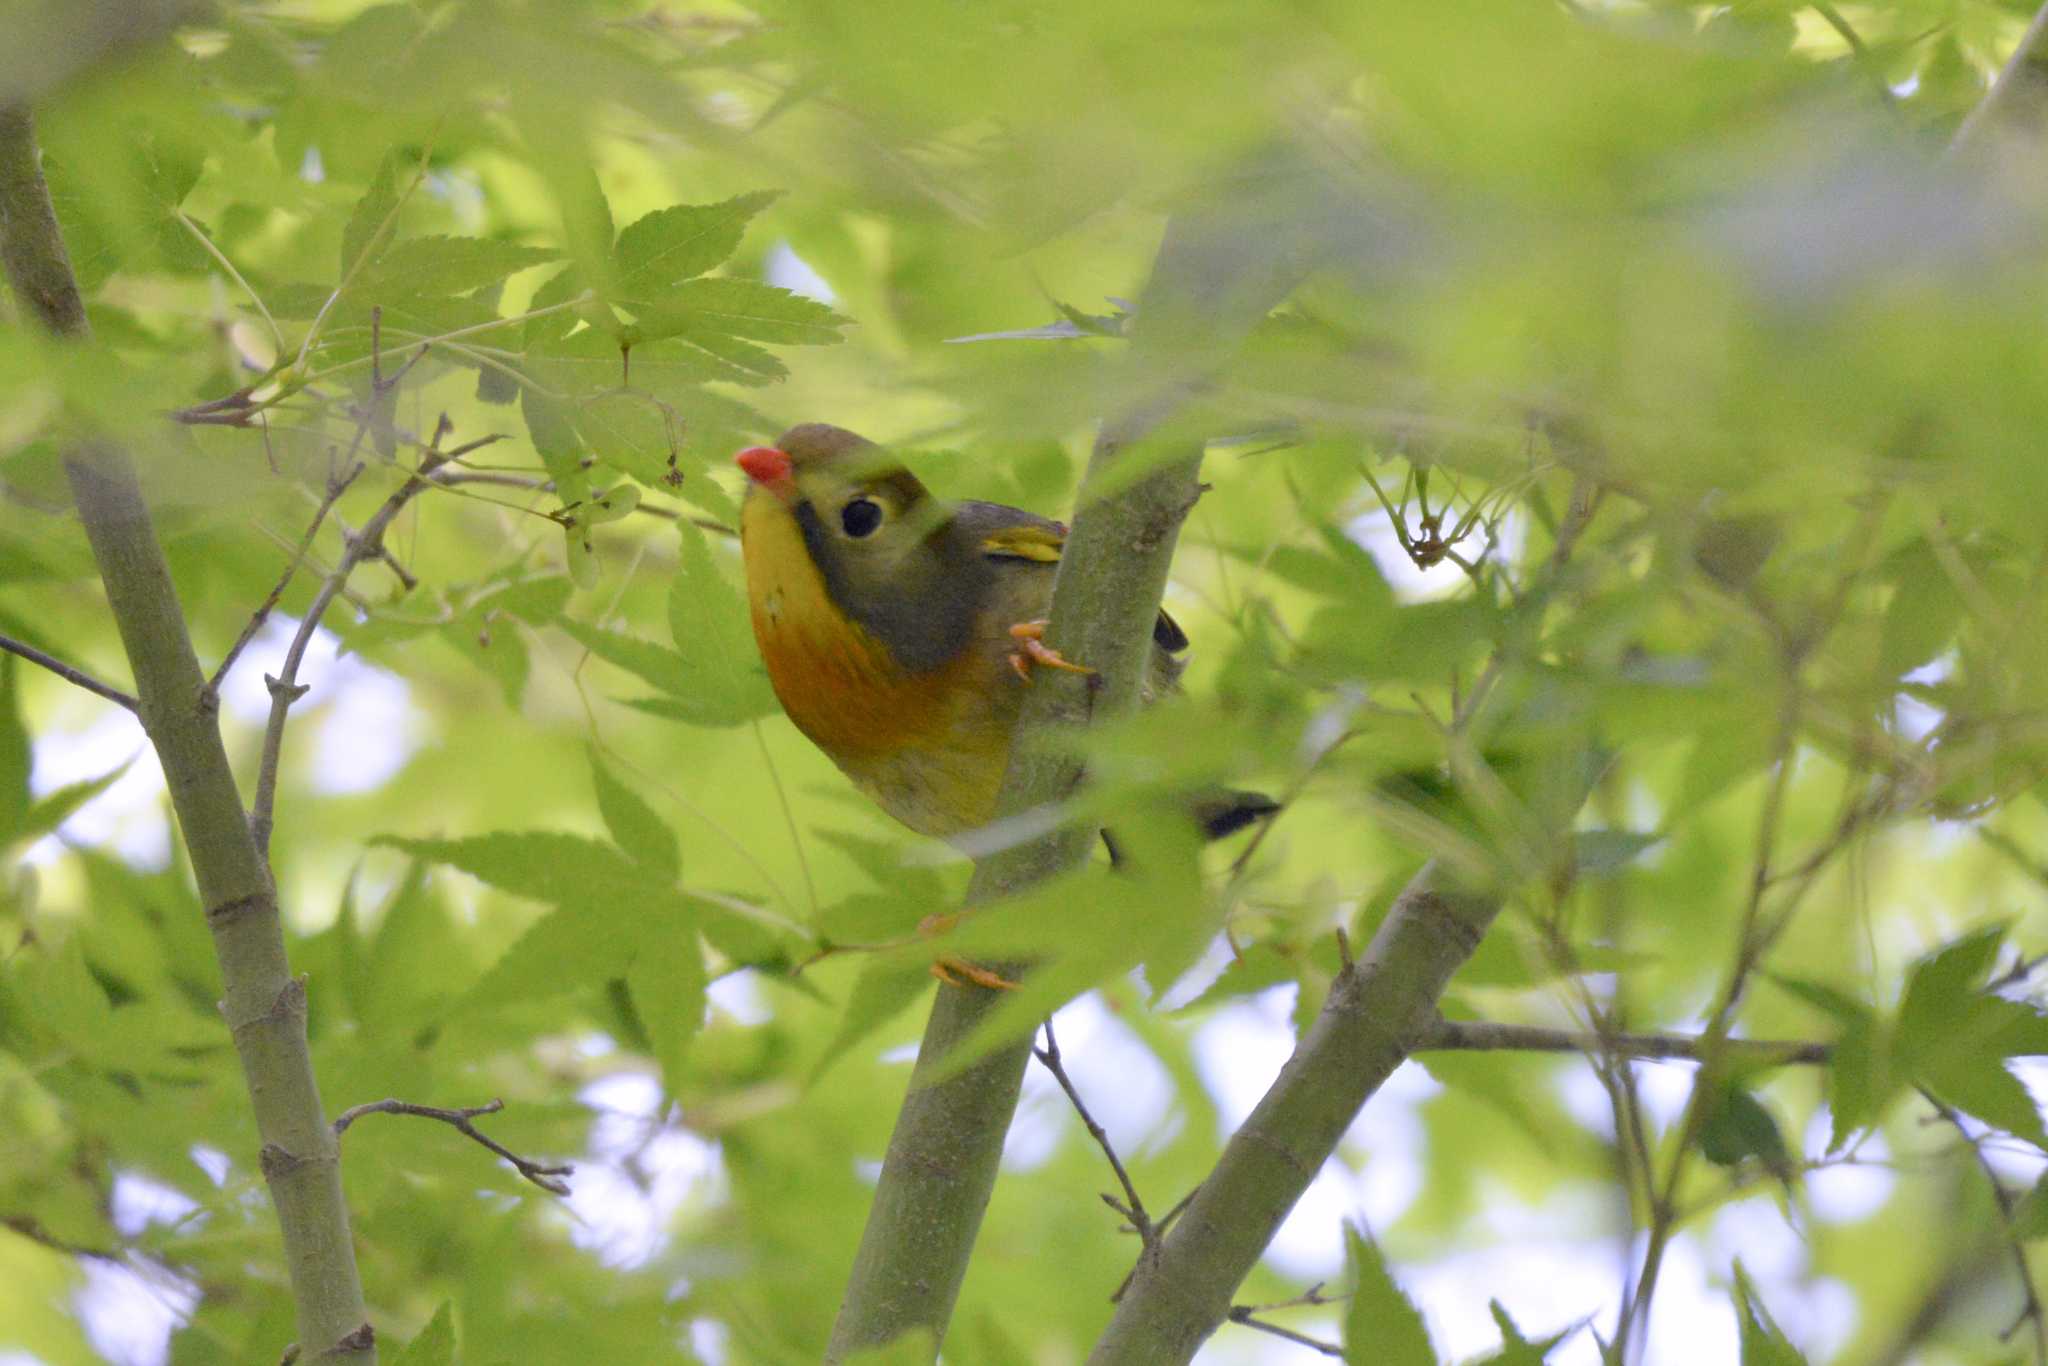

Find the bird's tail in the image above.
[{"left": 1192, "top": 789, "right": 1282, "bottom": 841}]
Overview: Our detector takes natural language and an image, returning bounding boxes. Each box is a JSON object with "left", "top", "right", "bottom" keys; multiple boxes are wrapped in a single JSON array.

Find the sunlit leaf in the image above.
[{"left": 1343, "top": 1224, "right": 1435, "bottom": 1366}]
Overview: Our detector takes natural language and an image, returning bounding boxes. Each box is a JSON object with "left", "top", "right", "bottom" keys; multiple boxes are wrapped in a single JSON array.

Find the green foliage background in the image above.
[{"left": 7, "top": 1, "right": 2048, "bottom": 1362}]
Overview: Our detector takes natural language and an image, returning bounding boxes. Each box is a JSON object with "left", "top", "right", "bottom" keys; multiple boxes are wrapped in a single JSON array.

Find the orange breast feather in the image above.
[{"left": 741, "top": 494, "right": 977, "bottom": 762}]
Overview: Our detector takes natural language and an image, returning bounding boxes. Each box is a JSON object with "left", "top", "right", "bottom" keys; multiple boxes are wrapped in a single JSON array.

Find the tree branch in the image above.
[
  {"left": 249, "top": 421, "right": 451, "bottom": 856},
  {"left": 1086, "top": 485, "right": 1603, "bottom": 1366},
  {"left": 824, "top": 156, "right": 1330, "bottom": 1362},
  {"left": 333, "top": 1097, "right": 573, "bottom": 1197},
  {"left": 0, "top": 104, "right": 375, "bottom": 1363},
  {"left": 1086, "top": 864, "right": 1505, "bottom": 1364},
  {"left": 1952, "top": 0, "right": 2048, "bottom": 156},
  {"left": 1919, "top": 1089, "right": 2048, "bottom": 1365},
  {"left": 0, "top": 629, "right": 138, "bottom": 711},
  {"left": 1416, "top": 1017, "right": 1830, "bottom": 1066},
  {"left": 207, "top": 461, "right": 365, "bottom": 700},
  {"left": 1030, "top": 1017, "right": 1170, "bottom": 1307}
]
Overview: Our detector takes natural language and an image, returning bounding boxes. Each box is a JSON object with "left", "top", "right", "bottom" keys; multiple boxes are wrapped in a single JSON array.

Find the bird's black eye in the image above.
[{"left": 841, "top": 497, "right": 884, "bottom": 538}]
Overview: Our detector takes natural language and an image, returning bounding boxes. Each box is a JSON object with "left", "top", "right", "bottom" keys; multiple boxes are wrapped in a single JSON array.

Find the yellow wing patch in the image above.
[{"left": 980, "top": 522, "right": 1066, "bottom": 563}]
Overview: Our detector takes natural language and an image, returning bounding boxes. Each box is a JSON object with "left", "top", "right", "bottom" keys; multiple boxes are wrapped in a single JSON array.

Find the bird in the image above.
[{"left": 734, "top": 422, "right": 1276, "bottom": 853}]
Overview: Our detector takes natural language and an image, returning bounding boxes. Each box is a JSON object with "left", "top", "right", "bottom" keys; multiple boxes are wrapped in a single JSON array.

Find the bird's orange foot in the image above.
[
  {"left": 1007, "top": 620, "right": 1093, "bottom": 684},
  {"left": 931, "top": 956, "right": 1020, "bottom": 991},
  {"left": 917, "top": 912, "right": 1020, "bottom": 991}
]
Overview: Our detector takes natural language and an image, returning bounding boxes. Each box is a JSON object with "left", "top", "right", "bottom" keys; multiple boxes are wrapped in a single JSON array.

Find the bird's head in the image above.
[{"left": 735, "top": 424, "right": 980, "bottom": 672}]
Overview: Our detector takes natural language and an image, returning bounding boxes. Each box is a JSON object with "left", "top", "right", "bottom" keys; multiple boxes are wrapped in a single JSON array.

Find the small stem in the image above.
[
  {"left": 1222, "top": 1308, "right": 1343, "bottom": 1357},
  {"left": 332, "top": 1097, "right": 572, "bottom": 1196},
  {"left": 176, "top": 208, "right": 283, "bottom": 356},
  {"left": 1034, "top": 1019, "right": 1155, "bottom": 1246},
  {"left": 1416, "top": 1018, "right": 1829, "bottom": 1065},
  {"left": 249, "top": 444, "right": 446, "bottom": 856},
  {"left": 0, "top": 630, "right": 138, "bottom": 712},
  {"left": 207, "top": 462, "right": 365, "bottom": 699}
]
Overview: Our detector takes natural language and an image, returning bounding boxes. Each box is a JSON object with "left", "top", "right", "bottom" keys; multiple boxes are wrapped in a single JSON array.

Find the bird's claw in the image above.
[
  {"left": 1007, "top": 619, "right": 1092, "bottom": 683},
  {"left": 918, "top": 912, "right": 1019, "bottom": 990}
]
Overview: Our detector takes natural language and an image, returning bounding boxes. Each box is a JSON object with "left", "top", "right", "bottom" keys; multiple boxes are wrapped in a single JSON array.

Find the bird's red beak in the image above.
[{"left": 735, "top": 445, "right": 797, "bottom": 501}]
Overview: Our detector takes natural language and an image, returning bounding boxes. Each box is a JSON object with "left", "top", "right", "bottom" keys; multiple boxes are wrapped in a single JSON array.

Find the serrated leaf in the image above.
[
  {"left": 1922, "top": 1052, "right": 2047, "bottom": 1147},
  {"left": 557, "top": 619, "right": 692, "bottom": 695},
  {"left": 665, "top": 521, "right": 777, "bottom": 726},
  {"left": 520, "top": 383, "right": 587, "bottom": 496},
  {"left": 15, "top": 756, "right": 136, "bottom": 845},
  {"left": 361, "top": 236, "right": 557, "bottom": 299},
  {"left": 529, "top": 327, "right": 756, "bottom": 395},
  {"left": 673, "top": 328, "right": 788, "bottom": 381},
  {"left": 462, "top": 904, "right": 637, "bottom": 1012},
  {"left": 577, "top": 389, "right": 682, "bottom": 485},
  {"left": 613, "top": 191, "right": 780, "bottom": 298},
  {"left": 375, "top": 831, "right": 661, "bottom": 908},
  {"left": 588, "top": 746, "right": 679, "bottom": 880},
  {"left": 1471, "top": 1301, "right": 1569, "bottom": 1365},
  {"left": 341, "top": 153, "right": 401, "bottom": 279},
  {"left": 1899, "top": 926, "right": 2006, "bottom": 1042},
  {"left": 626, "top": 922, "right": 705, "bottom": 1092},
  {"left": 392, "top": 1301, "right": 456, "bottom": 1366},
  {"left": 1732, "top": 1262, "right": 1807, "bottom": 1366},
  {"left": 633, "top": 277, "right": 850, "bottom": 345},
  {"left": 1344, "top": 1224, "right": 1435, "bottom": 1366}
]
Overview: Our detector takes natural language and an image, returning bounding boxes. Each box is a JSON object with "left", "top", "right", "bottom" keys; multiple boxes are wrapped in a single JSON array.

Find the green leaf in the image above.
[
  {"left": 15, "top": 757, "right": 135, "bottom": 846},
  {"left": 1574, "top": 829, "right": 1662, "bottom": 875},
  {"left": 2012, "top": 1169, "right": 2048, "bottom": 1240},
  {"left": 633, "top": 277, "right": 850, "bottom": 346},
  {"left": 577, "top": 389, "right": 682, "bottom": 485},
  {"left": 813, "top": 957, "right": 931, "bottom": 1081},
  {"left": 1697, "top": 1083, "right": 1790, "bottom": 1173},
  {"left": 340, "top": 152, "right": 401, "bottom": 279},
  {"left": 1731, "top": 1261, "right": 1807, "bottom": 1366},
  {"left": 462, "top": 904, "right": 637, "bottom": 1013},
  {"left": 626, "top": 921, "right": 706, "bottom": 1093},
  {"left": 1770, "top": 977, "right": 1884, "bottom": 1152},
  {"left": 520, "top": 383, "right": 587, "bottom": 496},
  {"left": 557, "top": 619, "right": 692, "bottom": 695},
  {"left": 361, "top": 236, "right": 557, "bottom": 299},
  {"left": 0, "top": 655, "right": 30, "bottom": 840},
  {"left": 1471, "top": 1301, "right": 1569, "bottom": 1365},
  {"left": 374, "top": 831, "right": 668, "bottom": 912},
  {"left": 1343, "top": 1224, "right": 1435, "bottom": 1366},
  {"left": 664, "top": 521, "right": 778, "bottom": 726},
  {"left": 1879, "top": 542, "right": 1962, "bottom": 677},
  {"left": 588, "top": 746, "right": 680, "bottom": 881},
  {"left": 1922, "top": 1053, "right": 2047, "bottom": 1148},
  {"left": 392, "top": 1301, "right": 456, "bottom": 1366},
  {"left": 528, "top": 326, "right": 759, "bottom": 395},
  {"left": 612, "top": 191, "right": 780, "bottom": 299},
  {"left": 1898, "top": 925, "right": 2006, "bottom": 1043}
]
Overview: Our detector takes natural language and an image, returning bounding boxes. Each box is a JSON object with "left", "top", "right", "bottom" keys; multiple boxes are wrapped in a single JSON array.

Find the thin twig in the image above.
[
  {"left": 175, "top": 208, "right": 283, "bottom": 356},
  {"left": 430, "top": 467, "right": 737, "bottom": 536},
  {"left": 1223, "top": 1307, "right": 1343, "bottom": 1357},
  {"left": 1034, "top": 1019, "right": 1154, "bottom": 1244},
  {"left": 332, "top": 1096, "right": 572, "bottom": 1196},
  {"left": 1921, "top": 1090, "right": 2048, "bottom": 1365},
  {"left": 206, "top": 461, "right": 365, "bottom": 699},
  {"left": 1417, "top": 1017, "right": 1830, "bottom": 1066},
  {"left": 249, "top": 425, "right": 449, "bottom": 855},
  {"left": 0, "top": 631, "right": 138, "bottom": 712}
]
